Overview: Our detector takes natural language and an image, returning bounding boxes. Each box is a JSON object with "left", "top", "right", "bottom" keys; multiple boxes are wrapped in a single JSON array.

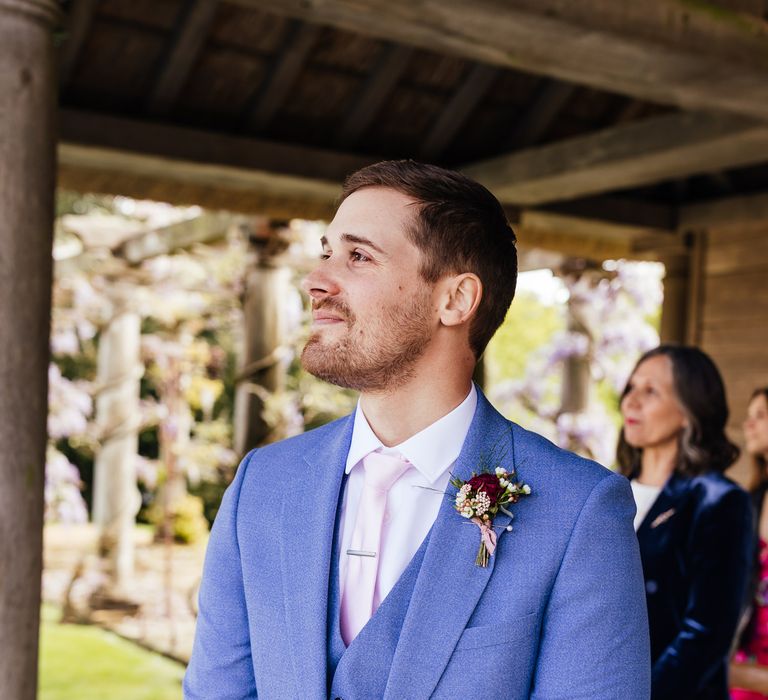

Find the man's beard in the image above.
[{"left": 301, "top": 291, "right": 433, "bottom": 392}]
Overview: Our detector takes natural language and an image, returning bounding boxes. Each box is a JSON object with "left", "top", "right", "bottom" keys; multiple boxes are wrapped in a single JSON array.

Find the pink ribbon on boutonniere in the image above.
[{"left": 471, "top": 517, "right": 497, "bottom": 556}]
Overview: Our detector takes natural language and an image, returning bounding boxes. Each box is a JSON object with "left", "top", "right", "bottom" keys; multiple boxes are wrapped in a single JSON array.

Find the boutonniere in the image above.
[{"left": 450, "top": 467, "right": 531, "bottom": 567}]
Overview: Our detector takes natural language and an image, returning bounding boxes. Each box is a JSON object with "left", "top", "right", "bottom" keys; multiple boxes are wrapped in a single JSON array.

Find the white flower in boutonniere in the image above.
[{"left": 450, "top": 467, "right": 531, "bottom": 567}]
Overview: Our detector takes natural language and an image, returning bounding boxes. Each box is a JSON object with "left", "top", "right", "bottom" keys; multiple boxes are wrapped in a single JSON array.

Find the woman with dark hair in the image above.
[
  {"left": 618, "top": 345, "right": 753, "bottom": 700},
  {"left": 730, "top": 387, "right": 768, "bottom": 699}
]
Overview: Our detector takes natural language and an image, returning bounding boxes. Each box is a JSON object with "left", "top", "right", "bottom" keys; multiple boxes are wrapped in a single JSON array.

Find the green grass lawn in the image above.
[{"left": 39, "top": 605, "right": 184, "bottom": 700}]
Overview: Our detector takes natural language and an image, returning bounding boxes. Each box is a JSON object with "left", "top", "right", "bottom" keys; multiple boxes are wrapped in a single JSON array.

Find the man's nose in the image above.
[{"left": 301, "top": 264, "right": 341, "bottom": 301}]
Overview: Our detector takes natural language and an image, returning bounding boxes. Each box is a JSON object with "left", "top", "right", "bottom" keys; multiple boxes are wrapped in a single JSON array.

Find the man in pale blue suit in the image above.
[{"left": 185, "top": 161, "right": 650, "bottom": 699}]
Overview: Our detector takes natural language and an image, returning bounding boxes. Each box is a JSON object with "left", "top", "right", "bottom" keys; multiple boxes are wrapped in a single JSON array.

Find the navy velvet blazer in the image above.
[{"left": 636, "top": 471, "right": 753, "bottom": 700}]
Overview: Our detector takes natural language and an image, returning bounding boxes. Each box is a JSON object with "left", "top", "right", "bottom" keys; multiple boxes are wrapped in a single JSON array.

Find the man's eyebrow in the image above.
[{"left": 339, "top": 233, "right": 386, "bottom": 254}]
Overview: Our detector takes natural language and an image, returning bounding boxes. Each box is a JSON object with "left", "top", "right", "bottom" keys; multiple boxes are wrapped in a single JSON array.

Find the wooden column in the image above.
[
  {"left": 659, "top": 232, "right": 705, "bottom": 346},
  {"left": 234, "top": 229, "right": 291, "bottom": 454},
  {"left": 658, "top": 252, "right": 690, "bottom": 345},
  {"left": 0, "top": 1, "right": 59, "bottom": 698},
  {"left": 560, "top": 283, "right": 593, "bottom": 416},
  {"left": 558, "top": 263, "right": 600, "bottom": 418}
]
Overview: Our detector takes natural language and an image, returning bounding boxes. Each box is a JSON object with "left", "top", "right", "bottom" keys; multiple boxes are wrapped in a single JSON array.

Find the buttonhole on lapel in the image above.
[{"left": 650, "top": 508, "right": 676, "bottom": 529}]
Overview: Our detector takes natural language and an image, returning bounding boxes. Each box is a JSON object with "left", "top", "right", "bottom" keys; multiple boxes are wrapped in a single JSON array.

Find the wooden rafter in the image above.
[
  {"left": 230, "top": 0, "right": 768, "bottom": 119},
  {"left": 334, "top": 43, "right": 412, "bottom": 148},
  {"left": 420, "top": 63, "right": 497, "bottom": 161},
  {"left": 505, "top": 80, "right": 576, "bottom": 149},
  {"left": 243, "top": 20, "right": 320, "bottom": 132},
  {"left": 59, "top": 0, "right": 100, "bottom": 86},
  {"left": 612, "top": 99, "right": 647, "bottom": 126},
  {"left": 146, "top": 0, "right": 219, "bottom": 116},
  {"left": 463, "top": 111, "right": 768, "bottom": 205}
]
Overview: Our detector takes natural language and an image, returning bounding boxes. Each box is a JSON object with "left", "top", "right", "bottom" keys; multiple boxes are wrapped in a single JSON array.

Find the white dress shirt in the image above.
[{"left": 338, "top": 384, "right": 477, "bottom": 604}]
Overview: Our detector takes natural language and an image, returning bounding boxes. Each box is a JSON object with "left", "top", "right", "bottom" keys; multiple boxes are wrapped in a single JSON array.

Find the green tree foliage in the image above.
[{"left": 484, "top": 291, "right": 564, "bottom": 387}]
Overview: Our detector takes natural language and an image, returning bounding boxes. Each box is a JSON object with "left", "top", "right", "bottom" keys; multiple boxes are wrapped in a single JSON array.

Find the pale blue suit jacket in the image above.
[{"left": 184, "top": 391, "right": 650, "bottom": 699}]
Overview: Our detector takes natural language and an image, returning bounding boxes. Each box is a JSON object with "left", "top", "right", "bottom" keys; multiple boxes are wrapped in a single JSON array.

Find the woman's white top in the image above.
[{"left": 630, "top": 480, "right": 662, "bottom": 532}]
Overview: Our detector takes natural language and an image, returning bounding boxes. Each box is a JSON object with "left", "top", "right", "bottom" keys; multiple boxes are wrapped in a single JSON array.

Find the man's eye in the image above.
[
  {"left": 351, "top": 250, "right": 371, "bottom": 262},
  {"left": 320, "top": 252, "right": 331, "bottom": 260}
]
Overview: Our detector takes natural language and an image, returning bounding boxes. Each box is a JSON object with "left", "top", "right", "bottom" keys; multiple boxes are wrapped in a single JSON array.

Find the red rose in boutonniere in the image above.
[
  {"left": 451, "top": 467, "right": 531, "bottom": 567},
  {"left": 468, "top": 473, "right": 505, "bottom": 502}
]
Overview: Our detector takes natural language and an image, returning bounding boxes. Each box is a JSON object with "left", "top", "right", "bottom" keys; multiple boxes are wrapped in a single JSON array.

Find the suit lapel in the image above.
[
  {"left": 384, "top": 392, "right": 516, "bottom": 700},
  {"left": 280, "top": 415, "right": 353, "bottom": 700}
]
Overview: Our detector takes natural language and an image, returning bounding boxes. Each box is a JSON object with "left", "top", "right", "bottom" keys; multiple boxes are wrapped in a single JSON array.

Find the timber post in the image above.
[
  {"left": 0, "top": 1, "right": 60, "bottom": 698},
  {"left": 234, "top": 222, "right": 292, "bottom": 454}
]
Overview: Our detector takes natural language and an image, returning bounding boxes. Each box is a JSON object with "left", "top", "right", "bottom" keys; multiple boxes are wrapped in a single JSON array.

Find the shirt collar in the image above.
[{"left": 345, "top": 383, "right": 478, "bottom": 485}]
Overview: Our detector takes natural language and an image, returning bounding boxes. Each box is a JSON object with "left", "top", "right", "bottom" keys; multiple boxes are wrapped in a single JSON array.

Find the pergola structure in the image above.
[{"left": 3, "top": 0, "right": 768, "bottom": 696}]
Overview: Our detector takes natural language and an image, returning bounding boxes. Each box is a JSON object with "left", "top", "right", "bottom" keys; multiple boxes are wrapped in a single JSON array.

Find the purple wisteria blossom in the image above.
[
  {"left": 490, "top": 261, "right": 664, "bottom": 466},
  {"left": 45, "top": 448, "right": 88, "bottom": 524},
  {"left": 47, "top": 364, "right": 92, "bottom": 440}
]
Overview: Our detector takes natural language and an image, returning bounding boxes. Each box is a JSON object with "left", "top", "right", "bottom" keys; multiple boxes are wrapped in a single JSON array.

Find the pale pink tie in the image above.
[{"left": 340, "top": 450, "right": 410, "bottom": 645}]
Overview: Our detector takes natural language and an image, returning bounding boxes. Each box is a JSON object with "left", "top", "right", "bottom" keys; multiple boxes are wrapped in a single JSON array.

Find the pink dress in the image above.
[{"left": 732, "top": 539, "right": 768, "bottom": 700}]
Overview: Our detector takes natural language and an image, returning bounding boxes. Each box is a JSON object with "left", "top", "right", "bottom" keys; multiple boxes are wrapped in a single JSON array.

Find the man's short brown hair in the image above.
[{"left": 341, "top": 160, "right": 518, "bottom": 358}]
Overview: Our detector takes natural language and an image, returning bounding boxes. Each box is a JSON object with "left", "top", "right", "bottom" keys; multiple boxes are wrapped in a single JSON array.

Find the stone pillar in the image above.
[
  {"left": 92, "top": 311, "right": 143, "bottom": 592},
  {"left": 0, "top": 1, "right": 60, "bottom": 698}
]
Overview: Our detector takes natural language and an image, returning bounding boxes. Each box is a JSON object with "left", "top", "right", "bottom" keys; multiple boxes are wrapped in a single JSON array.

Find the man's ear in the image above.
[{"left": 439, "top": 273, "right": 482, "bottom": 327}]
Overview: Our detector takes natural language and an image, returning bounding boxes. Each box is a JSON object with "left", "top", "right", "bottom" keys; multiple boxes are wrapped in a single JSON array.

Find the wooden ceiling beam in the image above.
[
  {"left": 231, "top": 0, "right": 768, "bottom": 119},
  {"left": 516, "top": 227, "right": 638, "bottom": 260},
  {"left": 420, "top": 64, "right": 497, "bottom": 161},
  {"left": 244, "top": 20, "right": 320, "bottom": 133},
  {"left": 59, "top": 109, "right": 370, "bottom": 182},
  {"left": 59, "top": 0, "right": 99, "bottom": 86},
  {"left": 501, "top": 195, "right": 675, "bottom": 261},
  {"left": 334, "top": 43, "right": 413, "bottom": 148},
  {"left": 58, "top": 109, "right": 375, "bottom": 216},
  {"left": 679, "top": 191, "right": 768, "bottom": 229},
  {"left": 57, "top": 110, "right": 683, "bottom": 237},
  {"left": 463, "top": 111, "right": 768, "bottom": 206},
  {"left": 535, "top": 196, "right": 676, "bottom": 235},
  {"left": 146, "top": 0, "right": 219, "bottom": 116}
]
